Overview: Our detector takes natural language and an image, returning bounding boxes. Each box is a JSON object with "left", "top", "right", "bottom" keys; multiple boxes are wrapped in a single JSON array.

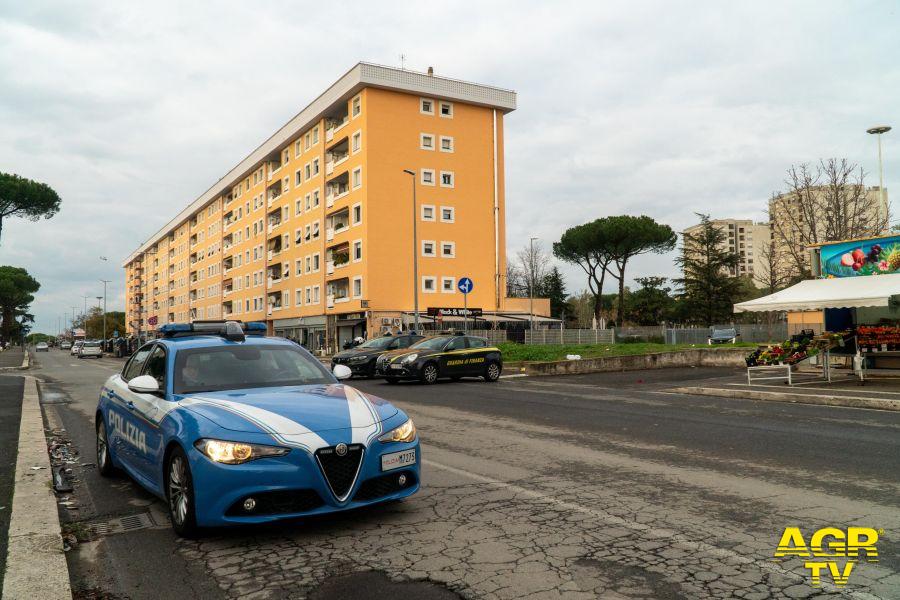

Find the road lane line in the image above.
[{"left": 422, "top": 458, "right": 876, "bottom": 599}]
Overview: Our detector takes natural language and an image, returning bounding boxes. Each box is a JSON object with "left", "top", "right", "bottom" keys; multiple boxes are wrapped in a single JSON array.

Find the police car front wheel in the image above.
[
  {"left": 166, "top": 447, "right": 199, "bottom": 537},
  {"left": 96, "top": 419, "right": 116, "bottom": 477}
]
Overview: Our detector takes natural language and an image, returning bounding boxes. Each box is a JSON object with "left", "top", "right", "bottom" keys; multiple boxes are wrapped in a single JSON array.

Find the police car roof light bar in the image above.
[{"left": 158, "top": 320, "right": 266, "bottom": 341}]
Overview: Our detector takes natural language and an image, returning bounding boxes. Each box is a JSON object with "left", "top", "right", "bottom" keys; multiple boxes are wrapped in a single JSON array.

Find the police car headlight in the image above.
[
  {"left": 378, "top": 419, "right": 416, "bottom": 443},
  {"left": 194, "top": 439, "right": 290, "bottom": 464},
  {"left": 400, "top": 353, "right": 418, "bottom": 365}
]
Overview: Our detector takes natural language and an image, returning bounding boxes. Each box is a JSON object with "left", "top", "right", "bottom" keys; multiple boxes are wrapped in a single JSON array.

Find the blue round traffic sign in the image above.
[{"left": 458, "top": 277, "right": 474, "bottom": 294}]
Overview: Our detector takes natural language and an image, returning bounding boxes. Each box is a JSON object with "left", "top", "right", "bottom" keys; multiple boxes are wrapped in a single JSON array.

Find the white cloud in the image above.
[{"left": 0, "top": 0, "right": 897, "bottom": 332}]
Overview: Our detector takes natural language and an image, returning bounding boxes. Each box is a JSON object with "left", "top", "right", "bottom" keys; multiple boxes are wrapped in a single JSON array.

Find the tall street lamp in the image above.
[
  {"left": 529, "top": 237, "right": 539, "bottom": 333},
  {"left": 402, "top": 169, "right": 420, "bottom": 333},
  {"left": 100, "top": 279, "right": 110, "bottom": 350},
  {"left": 867, "top": 125, "right": 891, "bottom": 222}
]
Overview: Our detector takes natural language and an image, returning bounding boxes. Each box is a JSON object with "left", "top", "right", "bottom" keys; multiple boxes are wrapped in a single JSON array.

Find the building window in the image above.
[
  {"left": 312, "top": 127, "right": 318, "bottom": 145},
  {"left": 441, "top": 276, "right": 456, "bottom": 293},
  {"left": 295, "top": 200, "right": 302, "bottom": 216},
  {"left": 422, "top": 276, "right": 436, "bottom": 293},
  {"left": 420, "top": 133, "right": 435, "bottom": 150},
  {"left": 352, "top": 166, "right": 362, "bottom": 189},
  {"left": 353, "top": 240, "right": 362, "bottom": 262},
  {"left": 295, "top": 289, "right": 303, "bottom": 306},
  {"left": 313, "top": 285, "right": 320, "bottom": 304},
  {"left": 440, "top": 101, "right": 453, "bottom": 118},
  {"left": 351, "top": 130, "right": 362, "bottom": 154},
  {"left": 313, "top": 189, "right": 320, "bottom": 207},
  {"left": 422, "top": 204, "right": 435, "bottom": 221},
  {"left": 294, "top": 140, "right": 302, "bottom": 157},
  {"left": 352, "top": 276, "right": 362, "bottom": 299},
  {"left": 440, "top": 171, "right": 455, "bottom": 188},
  {"left": 441, "top": 241, "right": 456, "bottom": 257},
  {"left": 351, "top": 95, "right": 361, "bottom": 118},
  {"left": 420, "top": 98, "right": 434, "bottom": 115},
  {"left": 440, "top": 206, "right": 455, "bottom": 223},
  {"left": 422, "top": 240, "right": 436, "bottom": 257},
  {"left": 296, "top": 259, "right": 303, "bottom": 276},
  {"left": 305, "top": 163, "right": 311, "bottom": 179},
  {"left": 421, "top": 169, "right": 435, "bottom": 186},
  {"left": 295, "top": 169, "right": 302, "bottom": 186},
  {"left": 440, "top": 136, "right": 454, "bottom": 153},
  {"left": 312, "top": 158, "right": 320, "bottom": 176},
  {"left": 352, "top": 203, "right": 362, "bottom": 225}
]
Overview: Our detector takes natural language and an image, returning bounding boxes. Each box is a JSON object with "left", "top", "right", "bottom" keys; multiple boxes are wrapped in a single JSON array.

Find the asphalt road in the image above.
[{"left": 26, "top": 350, "right": 900, "bottom": 599}]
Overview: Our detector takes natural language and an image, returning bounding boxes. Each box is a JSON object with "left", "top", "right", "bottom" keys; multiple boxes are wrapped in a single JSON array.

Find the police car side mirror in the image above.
[
  {"left": 332, "top": 364, "right": 353, "bottom": 380},
  {"left": 128, "top": 375, "right": 160, "bottom": 394}
]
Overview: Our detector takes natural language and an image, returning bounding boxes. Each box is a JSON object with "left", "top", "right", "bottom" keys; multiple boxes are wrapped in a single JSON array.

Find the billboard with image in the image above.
[{"left": 819, "top": 235, "right": 900, "bottom": 277}]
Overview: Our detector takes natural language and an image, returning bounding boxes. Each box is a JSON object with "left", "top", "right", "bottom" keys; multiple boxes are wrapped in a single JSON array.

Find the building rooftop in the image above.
[{"left": 123, "top": 62, "right": 517, "bottom": 266}]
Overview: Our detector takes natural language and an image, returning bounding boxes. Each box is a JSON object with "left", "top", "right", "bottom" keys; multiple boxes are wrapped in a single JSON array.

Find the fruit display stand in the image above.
[
  {"left": 745, "top": 331, "right": 861, "bottom": 385},
  {"left": 856, "top": 325, "right": 900, "bottom": 379}
]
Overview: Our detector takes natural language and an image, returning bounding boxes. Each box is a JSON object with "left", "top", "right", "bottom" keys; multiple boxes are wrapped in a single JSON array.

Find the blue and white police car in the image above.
[{"left": 95, "top": 321, "right": 419, "bottom": 537}]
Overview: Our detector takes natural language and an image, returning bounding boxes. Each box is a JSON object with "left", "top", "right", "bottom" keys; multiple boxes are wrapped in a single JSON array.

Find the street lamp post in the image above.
[
  {"left": 100, "top": 279, "right": 110, "bottom": 351},
  {"left": 529, "top": 237, "right": 539, "bottom": 333},
  {"left": 402, "top": 169, "right": 420, "bottom": 333},
  {"left": 867, "top": 125, "right": 892, "bottom": 222}
]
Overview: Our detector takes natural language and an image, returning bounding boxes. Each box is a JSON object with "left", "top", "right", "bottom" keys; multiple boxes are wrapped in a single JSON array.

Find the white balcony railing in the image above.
[
  {"left": 326, "top": 294, "right": 335, "bottom": 308},
  {"left": 326, "top": 261, "right": 335, "bottom": 275},
  {"left": 326, "top": 228, "right": 334, "bottom": 241}
]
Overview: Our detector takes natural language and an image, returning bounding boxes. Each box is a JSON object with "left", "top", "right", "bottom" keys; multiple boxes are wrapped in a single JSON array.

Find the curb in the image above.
[
  {"left": 2, "top": 376, "right": 72, "bottom": 600},
  {"left": 667, "top": 386, "right": 900, "bottom": 412}
]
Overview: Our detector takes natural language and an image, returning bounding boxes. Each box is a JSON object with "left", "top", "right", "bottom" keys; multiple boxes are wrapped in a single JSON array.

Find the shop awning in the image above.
[{"left": 734, "top": 274, "right": 900, "bottom": 313}]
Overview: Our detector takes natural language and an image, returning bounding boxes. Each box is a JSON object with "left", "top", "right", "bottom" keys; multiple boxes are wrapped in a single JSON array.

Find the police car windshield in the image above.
[
  {"left": 411, "top": 336, "right": 452, "bottom": 350},
  {"left": 173, "top": 345, "right": 334, "bottom": 394},
  {"left": 358, "top": 337, "right": 395, "bottom": 349}
]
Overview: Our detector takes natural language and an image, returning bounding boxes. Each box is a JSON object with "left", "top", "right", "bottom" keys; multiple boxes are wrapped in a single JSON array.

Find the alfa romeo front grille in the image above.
[{"left": 315, "top": 444, "right": 364, "bottom": 501}]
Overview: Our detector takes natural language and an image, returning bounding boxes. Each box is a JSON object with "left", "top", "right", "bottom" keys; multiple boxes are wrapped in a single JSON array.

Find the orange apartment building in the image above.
[{"left": 123, "top": 62, "right": 548, "bottom": 352}]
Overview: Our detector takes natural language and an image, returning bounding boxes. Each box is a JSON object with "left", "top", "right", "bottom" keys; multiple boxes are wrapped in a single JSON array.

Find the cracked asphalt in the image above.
[{"left": 25, "top": 351, "right": 900, "bottom": 599}]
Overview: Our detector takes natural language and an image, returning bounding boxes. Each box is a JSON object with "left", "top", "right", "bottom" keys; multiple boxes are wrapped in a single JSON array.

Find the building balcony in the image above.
[
  {"left": 325, "top": 113, "right": 349, "bottom": 143},
  {"left": 267, "top": 179, "right": 283, "bottom": 206},
  {"left": 325, "top": 139, "right": 350, "bottom": 176}
]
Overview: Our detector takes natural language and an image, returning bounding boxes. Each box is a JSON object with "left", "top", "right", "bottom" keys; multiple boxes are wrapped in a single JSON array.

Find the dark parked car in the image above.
[
  {"left": 331, "top": 334, "right": 423, "bottom": 377},
  {"left": 375, "top": 334, "right": 502, "bottom": 384},
  {"left": 708, "top": 328, "right": 740, "bottom": 345}
]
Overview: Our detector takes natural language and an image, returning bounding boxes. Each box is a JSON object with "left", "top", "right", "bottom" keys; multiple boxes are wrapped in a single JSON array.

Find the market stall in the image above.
[{"left": 735, "top": 234, "right": 900, "bottom": 384}]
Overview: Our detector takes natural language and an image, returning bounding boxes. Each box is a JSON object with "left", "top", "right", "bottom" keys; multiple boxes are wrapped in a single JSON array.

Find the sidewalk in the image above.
[
  {"left": 668, "top": 371, "right": 900, "bottom": 411},
  {"left": 0, "top": 348, "right": 25, "bottom": 369}
]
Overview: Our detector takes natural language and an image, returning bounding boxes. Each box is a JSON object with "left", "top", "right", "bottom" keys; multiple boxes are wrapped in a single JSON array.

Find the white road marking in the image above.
[{"left": 423, "top": 459, "right": 875, "bottom": 599}]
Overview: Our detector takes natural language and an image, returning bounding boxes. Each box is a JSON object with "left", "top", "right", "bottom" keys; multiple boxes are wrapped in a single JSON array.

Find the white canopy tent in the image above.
[{"left": 734, "top": 274, "right": 900, "bottom": 313}]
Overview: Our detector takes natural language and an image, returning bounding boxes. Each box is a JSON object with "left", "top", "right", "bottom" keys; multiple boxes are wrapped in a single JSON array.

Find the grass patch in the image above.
[{"left": 498, "top": 341, "right": 758, "bottom": 363}]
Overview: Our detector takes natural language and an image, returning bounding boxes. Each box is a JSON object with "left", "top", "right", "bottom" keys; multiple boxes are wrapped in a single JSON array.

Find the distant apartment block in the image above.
[
  {"left": 682, "top": 218, "right": 771, "bottom": 285},
  {"left": 123, "top": 63, "right": 547, "bottom": 352},
  {"left": 769, "top": 186, "right": 889, "bottom": 274}
]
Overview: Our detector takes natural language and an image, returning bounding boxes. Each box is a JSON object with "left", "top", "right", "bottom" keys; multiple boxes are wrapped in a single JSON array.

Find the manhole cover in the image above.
[{"left": 87, "top": 512, "right": 166, "bottom": 538}]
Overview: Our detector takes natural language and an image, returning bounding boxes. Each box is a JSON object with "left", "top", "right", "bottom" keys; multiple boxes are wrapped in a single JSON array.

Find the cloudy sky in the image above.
[{"left": 1, "top": 1, "right": 898, "bottom": 334}]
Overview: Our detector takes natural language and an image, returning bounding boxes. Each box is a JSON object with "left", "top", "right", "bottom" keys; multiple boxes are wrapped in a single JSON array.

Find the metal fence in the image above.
[
  {"left": 662, "top": 324, "right": 788, "bottom": 345},
  {"left": 465, "top": 324, "right": 788, "bottom": 347}
]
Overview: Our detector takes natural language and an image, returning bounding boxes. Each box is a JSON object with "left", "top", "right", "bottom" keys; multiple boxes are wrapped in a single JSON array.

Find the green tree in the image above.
[
  {"left": 77, "top": 308, "right": 127, "bottom": 339},
  {"left": 0, "top": 173, "right": 62, "bottom": 243},
  {"left": 625, "top": 276, "right": 675, "bottom": 325},
  {"left": 26, "top": 332, "right": 53, "bottom": 344},
  {"left": 604, "top": 216, "right": 677, "bottom": 326},
  {"left": 0, "top": 266, "right": 40, "bottom": 342},
  {"left": 539, "top": 267, "right": 567, "bottom": 318},
  {"left": 553, "top": 219, "right": 618, "bottom": 323},
  {"left": 674, "top": 214, "right": 743, "bottom": 326}
]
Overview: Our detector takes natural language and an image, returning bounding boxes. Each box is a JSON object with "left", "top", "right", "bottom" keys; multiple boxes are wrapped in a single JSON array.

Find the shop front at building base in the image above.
[{"left": 272, "top": 316, "right": 326, "bottom": 354}]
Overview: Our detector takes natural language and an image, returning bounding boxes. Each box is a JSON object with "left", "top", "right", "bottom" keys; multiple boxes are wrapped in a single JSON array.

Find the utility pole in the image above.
[
  {"left": 529, "top": 237, "right": 539, "bottom": 334},
  {"left": 867, "top": 126, "right": 892, "bottom": 222},
  {"left": 100, "top": 279, "right": 110, "bottom": 350}
]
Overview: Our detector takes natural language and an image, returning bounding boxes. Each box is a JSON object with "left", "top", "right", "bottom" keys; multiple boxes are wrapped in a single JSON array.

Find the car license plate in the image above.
[
  {"left": 381, "top": 449, "right": 416, "bottom": 471},
  {"left": 390, "top": 363, "right": 403, "bottom": 370}
]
